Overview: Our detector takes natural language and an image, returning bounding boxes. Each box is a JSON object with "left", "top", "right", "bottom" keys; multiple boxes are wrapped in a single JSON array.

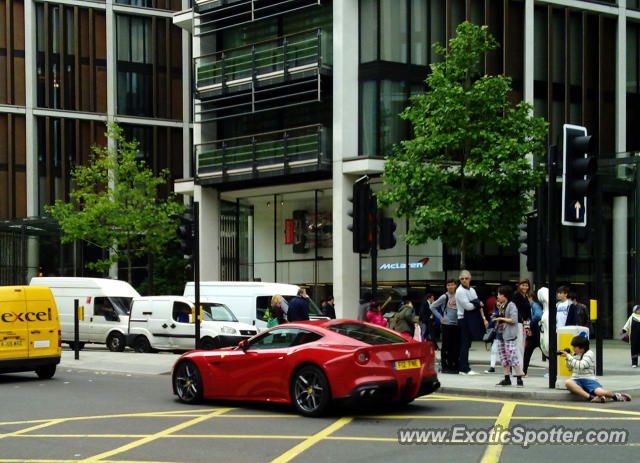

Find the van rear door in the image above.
[
  {"left": 25, "top": 287, "right": 60, "bottom": 359},
  {"left": 0, "top": 287, "right": 29, "bottom": 361}
]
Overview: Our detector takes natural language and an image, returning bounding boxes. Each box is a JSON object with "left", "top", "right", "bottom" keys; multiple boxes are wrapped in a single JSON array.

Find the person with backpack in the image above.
[
  {"left": 523, "top": 290, "right": 544, "bottom": 376},
  {"left": 390, "top": 298, "right": 415, "bottom": 340},
  {"left": 419, "top": 292, "right": 437, "bottom": 346},
  {"left": 430, "top": 279, "right": 459, "bottom": 374}
]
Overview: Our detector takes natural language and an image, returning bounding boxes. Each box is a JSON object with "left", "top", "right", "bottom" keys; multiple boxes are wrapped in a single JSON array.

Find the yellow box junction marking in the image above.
[{"left": 480, "top": 402, "right": 516, "bottom": 463}]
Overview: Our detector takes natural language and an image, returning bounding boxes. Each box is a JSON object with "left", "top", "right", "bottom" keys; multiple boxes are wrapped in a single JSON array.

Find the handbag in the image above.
[{"left": 483, "top": 327, "right": 496, "bottom": 343}]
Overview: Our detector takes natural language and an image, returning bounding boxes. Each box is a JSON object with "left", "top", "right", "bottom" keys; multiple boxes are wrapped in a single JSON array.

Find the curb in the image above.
[{"left": 438, "top": 386, "right": 640, "bottom": 402}]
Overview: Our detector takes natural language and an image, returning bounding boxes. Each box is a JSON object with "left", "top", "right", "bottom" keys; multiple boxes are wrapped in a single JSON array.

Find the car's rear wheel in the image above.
[
  {"left": 174, "top": 360, "right": 203, "bottom": 404},
  {"left": 133, "top": 336, "right": 151, "bottom": 353},
  {"left": 290, "top": 365, "right": 331, "bottom": 417},
  {"left": 35, "top": 365, "right": 56, "bottom": 379},
  {"left": 107, "top": 332, "right": 125, "bottom": 352}
]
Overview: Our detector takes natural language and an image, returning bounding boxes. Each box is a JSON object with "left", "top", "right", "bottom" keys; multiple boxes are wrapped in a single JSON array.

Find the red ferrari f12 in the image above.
[{"left": 172, "top": 319, "right": 440, "bottom": 416}]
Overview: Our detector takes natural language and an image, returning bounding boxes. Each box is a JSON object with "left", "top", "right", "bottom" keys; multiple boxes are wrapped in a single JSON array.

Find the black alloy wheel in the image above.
[
  {"left": 174, "top": 360, "right": 203, "bottom": 404},
  {"left": 290, "top": 365, "right": 331, "bottom": 417}
]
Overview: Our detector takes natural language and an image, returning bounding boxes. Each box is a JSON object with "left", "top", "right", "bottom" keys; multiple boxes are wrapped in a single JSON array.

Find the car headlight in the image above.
[{"left": 221, "top": 326, "right": 237, "bottom": 335}]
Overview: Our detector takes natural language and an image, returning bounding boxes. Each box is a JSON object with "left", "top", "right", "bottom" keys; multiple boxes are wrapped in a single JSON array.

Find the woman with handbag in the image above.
[{"left": 268, "top": 294, "right": 287, "bottom": 327}]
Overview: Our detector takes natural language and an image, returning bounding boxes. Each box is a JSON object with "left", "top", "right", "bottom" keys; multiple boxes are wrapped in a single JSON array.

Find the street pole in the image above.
[
  {"left": 73, "top": 298, "right": 80, "bottom": 360},
  {"left": 194, "top": 201, "right": 200, "bottom": 350},
  {"left": 547, "top": 145, "right": 558, "bottom": 389},
  {"left": 594, "top": 167, "right": 603, "bottom": 375},
  {"left": 371, "top": 194, "right": 377, "bottom": 302}
]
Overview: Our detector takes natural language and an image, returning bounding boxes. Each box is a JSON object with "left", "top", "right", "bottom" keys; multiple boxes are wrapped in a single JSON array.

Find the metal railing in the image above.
[
  {"left": 194, "top": 28, "right": 330, "bottom": 92},
  {"left": 196, "top": 124, "right": 327, "bottom": 176}
]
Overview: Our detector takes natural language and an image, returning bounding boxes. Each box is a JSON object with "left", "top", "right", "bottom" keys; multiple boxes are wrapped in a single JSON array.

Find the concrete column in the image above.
[
  {"left": 613, "top": 4, "right": 628, "bottom": 331},
  {"left": 332, "top": 0, "right": 360, "bottom": 318},
  {"left": 24, "top": 0, "right": 39, "bottom": 281},
  {"left": 195, "top": 185, "right": 220, "bottom": 280},
  {"left": 520, "top": 0, "right": 535, "bottom": 280},
  {"left": 106, "top": 0, "right": 119, "bottom": 279}
]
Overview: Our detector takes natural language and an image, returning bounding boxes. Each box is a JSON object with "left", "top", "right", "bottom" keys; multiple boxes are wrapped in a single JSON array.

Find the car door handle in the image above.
[{"left": 31, "top": 330, "right": 40, "bottom": 334}]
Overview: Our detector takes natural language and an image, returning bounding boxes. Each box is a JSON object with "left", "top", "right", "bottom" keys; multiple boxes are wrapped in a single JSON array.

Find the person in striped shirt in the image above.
[{"left": 561, "top": 335, "right": 631, "bottom": 403}]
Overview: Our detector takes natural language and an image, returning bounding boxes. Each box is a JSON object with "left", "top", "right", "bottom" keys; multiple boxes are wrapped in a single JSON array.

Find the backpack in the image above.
[
  {"left": 388, "top": 311, "right": 402, "bottom": 331},
  {"left": 576, "top": 302, "right": 590, "bottom": 327}
]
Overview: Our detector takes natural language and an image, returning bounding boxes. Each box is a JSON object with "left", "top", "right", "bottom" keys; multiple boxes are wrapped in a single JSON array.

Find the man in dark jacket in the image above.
[{"left": 287, "top": 288, "right": 310, "bottom": 322}]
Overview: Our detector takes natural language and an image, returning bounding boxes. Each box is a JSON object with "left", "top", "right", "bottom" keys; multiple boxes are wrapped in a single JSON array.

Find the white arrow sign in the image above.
[{"left": 574, "top": 201, "right": 582, "bottom": 219}]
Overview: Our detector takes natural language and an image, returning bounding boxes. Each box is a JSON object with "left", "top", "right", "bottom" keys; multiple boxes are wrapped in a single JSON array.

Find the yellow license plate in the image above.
[
  {"left": 394, "top": 359, "right": 421, "bottom": 370},
  {"left": 0, "top": 338, "right": 24, "bottom": 349}
]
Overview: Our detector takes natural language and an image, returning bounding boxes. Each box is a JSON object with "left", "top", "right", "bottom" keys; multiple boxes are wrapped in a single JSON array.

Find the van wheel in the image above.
[
  {"left": 174, "top": 360, "right": 203, "bottom": 404},
  {"left": 133, "top": 336, "right": 151, "bottom": 353},
  {"left": 200, "top": 337, "right": 218, "bottom": 350},
  {"left": 67, "top": 342, "right": 85, "bottom": 350},
  {"left": 35, "top": 365, "right": 56, "bottom": 379},
  {"left": 107, "top": 332, "right": 126, "bottom": 352}
]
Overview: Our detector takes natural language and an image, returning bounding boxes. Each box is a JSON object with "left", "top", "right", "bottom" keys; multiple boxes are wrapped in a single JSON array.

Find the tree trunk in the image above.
[
  {"left": 460, "top": 234, "right": 467, "bottom": 269},
  {"left": 127, "top": 254, "right": 133, "bottom": 284}
]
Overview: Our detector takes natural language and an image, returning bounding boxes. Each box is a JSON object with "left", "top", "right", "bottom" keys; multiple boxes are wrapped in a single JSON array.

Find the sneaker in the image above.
[
  {"left": 459, "top": 371, "right": 468, "bottom": 375},
  {"left": 484, "top": 368, "right": 496, "bottom": 373},
  {"left": 614, "top": 393, "right": 631, "bottom": 402},
  {"left": 466, "top": 370, "right": 480, "bottom": 376},
  {"left": 496, "top": 379, "right": 512, "bottom": 386},
  {"left": 632, "top": 365, "right": 638, "bottom": 368},
  {"left": 590, "top": 396, "right": 606, "bottom": 403}
]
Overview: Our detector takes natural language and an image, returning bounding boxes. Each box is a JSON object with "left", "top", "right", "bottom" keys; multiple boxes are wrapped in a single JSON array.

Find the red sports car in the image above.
[{"left": 171, "top": 319, "right": 440, "bottom": 416}]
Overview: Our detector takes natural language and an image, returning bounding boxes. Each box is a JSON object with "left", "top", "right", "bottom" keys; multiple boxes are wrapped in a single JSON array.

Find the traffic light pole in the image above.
[
  {"left": 547, "top": 145, "right": 558, "bottom": 389},
  {"left": 594, "top": 170, "right": 603, "bottom": 375},
  {"left": 194, "top": 201, "right": 200, "bottom": 350}
]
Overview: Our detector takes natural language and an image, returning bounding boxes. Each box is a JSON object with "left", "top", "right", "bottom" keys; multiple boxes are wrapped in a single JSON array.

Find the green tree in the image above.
[
  {"left": 377, "top": 22, "right": 548, "bottom": 268},
  {"left": 46, "top": 122, "right": 185, "bottom": 283}
]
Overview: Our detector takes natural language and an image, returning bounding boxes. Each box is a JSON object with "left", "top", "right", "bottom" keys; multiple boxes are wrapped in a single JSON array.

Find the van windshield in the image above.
[
  {"left": 201, "top": 303, "right": 238, "bottom": 322},
  {"left": 282, "top": 296, "right": 323, "bottom": 316},
  {"left": 109, "top": 297, "right": 133, "bottom": 315}
]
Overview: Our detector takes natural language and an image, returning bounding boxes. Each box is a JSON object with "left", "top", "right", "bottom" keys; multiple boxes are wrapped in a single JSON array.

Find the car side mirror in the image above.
[{"left": 238, "top": 339, "right": 249, "bottom": 351}]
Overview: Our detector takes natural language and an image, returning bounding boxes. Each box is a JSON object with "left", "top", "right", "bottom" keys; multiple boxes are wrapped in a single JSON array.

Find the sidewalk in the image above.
[
  {"left": 438, "top": 339, "right": 640, "bottom": 401},
  {"left": 58, "top": 340, "right": 640, "bottom": 401}
]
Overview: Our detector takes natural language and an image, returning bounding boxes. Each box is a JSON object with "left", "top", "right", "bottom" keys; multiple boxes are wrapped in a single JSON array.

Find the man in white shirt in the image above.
[{"left": 455, "top": 270, "right": 488, "bottom": 375}]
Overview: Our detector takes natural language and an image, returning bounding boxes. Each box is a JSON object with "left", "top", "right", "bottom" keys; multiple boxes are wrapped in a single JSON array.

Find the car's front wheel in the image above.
[
  {"left": 174, "top": 360, "right": 203, "bottom": 404},
  {"left": 133, "top": 336, "right": 151, "bottom": 353},
  {"left": 290, "top": 365, "right": 331, "bottom": 417}
]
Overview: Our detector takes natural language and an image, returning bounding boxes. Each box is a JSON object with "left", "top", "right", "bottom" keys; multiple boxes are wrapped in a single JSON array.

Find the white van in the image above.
[
  {"left": 29, "top": 277, "right": 140, "bottom": 352},
  {"left": 183, "top": 281, "right": 326, "bottom": 329},
  {"left": 126, "top": 295, "right": 258, "bottom": 352}
]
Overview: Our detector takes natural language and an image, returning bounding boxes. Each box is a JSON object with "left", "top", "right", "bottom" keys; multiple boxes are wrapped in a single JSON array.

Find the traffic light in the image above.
[
  {"left": 177, "top": 216, "right": 193, "bottom": 255},
  {"left": 348, "top": 181, "right": 373, "bottom": 254},
  {"left": 518, "top": 215, "right": 538, "bottom": 272},
  {"left": 562, "top": 124, "right": 597, "bottom": 227},
  {"left": 379, "top": 216, "right": 397, "bottom": 250}
]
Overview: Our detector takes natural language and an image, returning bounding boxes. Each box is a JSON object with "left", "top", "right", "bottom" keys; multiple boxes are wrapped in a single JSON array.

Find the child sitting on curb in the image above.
[{"left": 561, "top": 335, "right": 631, "bottom": 403}]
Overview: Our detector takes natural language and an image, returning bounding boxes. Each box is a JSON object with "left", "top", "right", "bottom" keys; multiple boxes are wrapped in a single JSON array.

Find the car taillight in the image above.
[
  {"left": 355, "top": 351, "right": 370, "bottom": 365},
  {"left": 58, "top": 330, "right": 62, "bottom": 347}
]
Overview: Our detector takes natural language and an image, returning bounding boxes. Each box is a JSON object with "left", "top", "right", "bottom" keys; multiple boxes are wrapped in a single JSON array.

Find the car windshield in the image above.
[
  {"left": 201, "top": 303, "right": 238, "bottom": 322},
  {"left": 282, "top": 295, "right": 324, "bottom": 316},
  {"left": 327, "top": 323, "right": 407, "bottom": 345},
  {"left": 109, "top": 297, "right": 133, "bottom": 315}
]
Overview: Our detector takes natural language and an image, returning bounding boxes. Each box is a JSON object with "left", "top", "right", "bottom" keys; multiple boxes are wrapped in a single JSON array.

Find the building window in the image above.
[{"left": 117, "top": 15, "right": 153, "bottom": 116}]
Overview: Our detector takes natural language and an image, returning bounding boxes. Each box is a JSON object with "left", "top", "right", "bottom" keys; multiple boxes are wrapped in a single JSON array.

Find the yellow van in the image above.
[{"left": 0, "top": 286, "right": 62, "bottom": 379}]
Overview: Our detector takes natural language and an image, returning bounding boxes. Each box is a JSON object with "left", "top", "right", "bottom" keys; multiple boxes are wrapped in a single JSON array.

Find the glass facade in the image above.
[{"left": 36, "top": 3, "right": 108, "bottom": 112}]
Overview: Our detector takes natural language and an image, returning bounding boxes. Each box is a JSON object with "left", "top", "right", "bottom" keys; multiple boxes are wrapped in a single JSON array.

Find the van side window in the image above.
[
  {"left": 173, "top": 302, "right": 191, "bottom": 323},
  {"left": 95, "top": 297, "right": 118, "bottom": 321},
  {"left": 256, "top": 296, "right": 271, "bottom": 322}
]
